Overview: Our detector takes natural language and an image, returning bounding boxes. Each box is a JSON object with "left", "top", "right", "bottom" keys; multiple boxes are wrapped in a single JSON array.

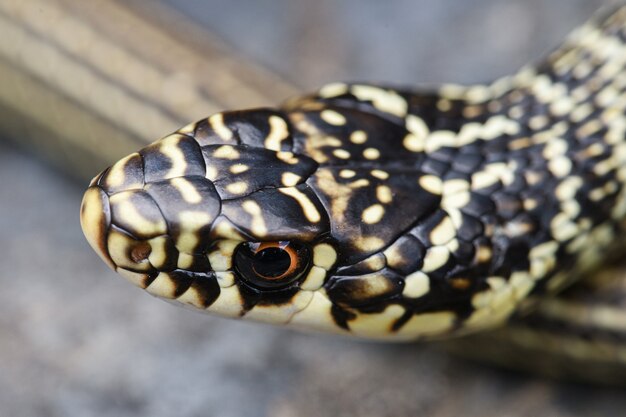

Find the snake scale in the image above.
[{"left": 80, "top": 5, "right": 626, "bottom": 381}]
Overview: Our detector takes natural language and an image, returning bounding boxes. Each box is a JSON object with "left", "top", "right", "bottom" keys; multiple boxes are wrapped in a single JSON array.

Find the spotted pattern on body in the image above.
[{"left": 81, "top": 7, "right": 626, "bottom": 340}]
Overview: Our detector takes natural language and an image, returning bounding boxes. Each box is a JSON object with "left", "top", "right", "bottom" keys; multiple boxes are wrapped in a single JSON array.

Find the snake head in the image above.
[
  {"left": 81, "top": 87, "right": 555, "bottom": 341},
  {"left": 80, "top": 109, "right": 352, "bottom": 332},
  {"left": 79, "top": 5, "right": 626, "bottom": 341}
]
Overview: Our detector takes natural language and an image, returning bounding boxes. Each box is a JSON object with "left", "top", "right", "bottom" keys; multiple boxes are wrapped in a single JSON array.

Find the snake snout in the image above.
[
  {"left": 80, "top": 135, "right": 225, "bottom": 287},
  {"left": 80, "top": 164, "right": 227, "bottom": 312}
]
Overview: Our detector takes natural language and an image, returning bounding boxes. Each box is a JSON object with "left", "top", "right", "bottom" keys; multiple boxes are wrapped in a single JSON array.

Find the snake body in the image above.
[{"left": 81, "top": 6, "right": 626, "bottom": 351}]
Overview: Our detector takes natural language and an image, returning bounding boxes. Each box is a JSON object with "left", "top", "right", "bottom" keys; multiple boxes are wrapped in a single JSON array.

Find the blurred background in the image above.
[{"left": 1, "top": 1, "right": 624, "bottom": 416}]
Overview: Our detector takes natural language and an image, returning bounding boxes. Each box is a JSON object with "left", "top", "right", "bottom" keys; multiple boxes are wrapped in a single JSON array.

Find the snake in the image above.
[{"left": 80, "top": 6, "right": 626, "bottom": 381}]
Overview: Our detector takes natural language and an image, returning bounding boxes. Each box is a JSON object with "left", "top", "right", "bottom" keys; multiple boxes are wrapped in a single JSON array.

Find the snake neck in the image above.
[
  {"left": 445, "top": 4, "right": 626, "bottom": 139},
  {"left": 280, "top": 5, "right": 626, "bottom": 296},
  {"left": 287, "top": 6, "right": 626, "bottom": 148}
]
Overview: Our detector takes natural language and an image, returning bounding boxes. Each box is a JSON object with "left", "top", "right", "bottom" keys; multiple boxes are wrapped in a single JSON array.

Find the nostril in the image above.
[
  {"left": 107, "top": 229, "right": 155, "bottom": 272},
  {"left": 130, "top": 242, "right": 152, "bottom": 263}
]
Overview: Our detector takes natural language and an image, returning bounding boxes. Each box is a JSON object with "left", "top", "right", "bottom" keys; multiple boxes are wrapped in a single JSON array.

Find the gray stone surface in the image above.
[
  {"left": 3, "top": 1, "right": 626, "bottom": 416},
  {"left": 164, "top": 0, "right": 619, "bottom": 89}
]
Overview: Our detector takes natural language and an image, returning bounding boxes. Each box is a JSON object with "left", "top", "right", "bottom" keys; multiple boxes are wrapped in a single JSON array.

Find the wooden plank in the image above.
[{"left": 0, "top": 0, "right": 298, "bottom": 180}]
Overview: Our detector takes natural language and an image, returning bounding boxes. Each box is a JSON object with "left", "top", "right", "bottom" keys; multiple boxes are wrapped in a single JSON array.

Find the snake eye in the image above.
[{"left": 234, "top": 241, "right": 311, "bottom": 289}]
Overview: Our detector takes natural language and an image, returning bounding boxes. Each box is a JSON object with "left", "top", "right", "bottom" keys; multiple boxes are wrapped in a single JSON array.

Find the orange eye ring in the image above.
[
  {"left": 234, "top": 241, "right": 311, "bottom": 290},
  {"left": 250, "top": 242, "right": 300, "bottom": 280}
]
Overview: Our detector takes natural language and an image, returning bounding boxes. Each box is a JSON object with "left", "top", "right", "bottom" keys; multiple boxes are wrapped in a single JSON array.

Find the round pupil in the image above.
[{"left": 252, "top": 247, "right": 292, "bottom": 278}]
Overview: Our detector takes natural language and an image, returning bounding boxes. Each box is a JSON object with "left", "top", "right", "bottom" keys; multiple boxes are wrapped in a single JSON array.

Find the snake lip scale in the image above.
[{"left": 81, "top": 6, "right": 626, "bottom": 342}]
